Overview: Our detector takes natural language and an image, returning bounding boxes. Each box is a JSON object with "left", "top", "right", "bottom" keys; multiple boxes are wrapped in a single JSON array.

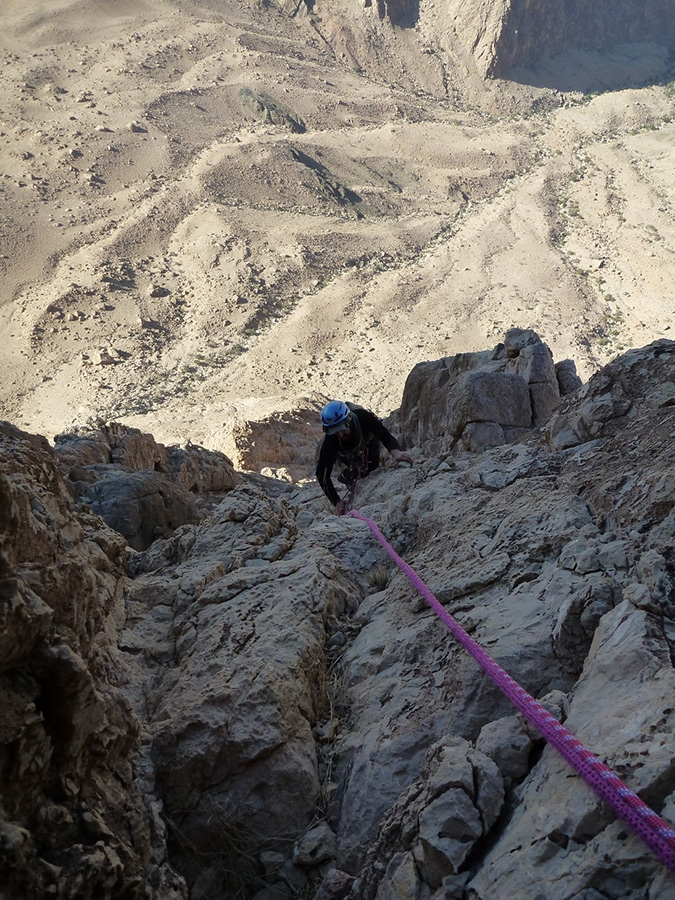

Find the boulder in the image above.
[
  {"left": 217, "top": 403, "right": 324, "bottom": 481},
  {"left": 293, "top": 822, "right": 338, "bottom": 867},
  {"left": 555, "top": 359, "right": 583, "bottom": 396},
  {"left": 165, "top": 443, "right": 240, "bottom": 493},
  {"left": 474, "top": 715, "right": 534, "bottom": 783},
  {"left": 54, "top": 423, "right": 239, "bottom": 548},
  {"left": 355, "top": 737, "right": 504, "bottom": 898},
  {"left": 396, "top": 329, "right": 562, "bottom": 455},
  {"left": 80, "top": 467, "right": 199, "bottom": 551}
]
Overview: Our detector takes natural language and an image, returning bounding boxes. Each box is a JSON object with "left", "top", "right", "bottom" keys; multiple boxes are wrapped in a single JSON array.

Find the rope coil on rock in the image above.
[{"left": 347, "top": 507, "right": 675, "bottom": 874}]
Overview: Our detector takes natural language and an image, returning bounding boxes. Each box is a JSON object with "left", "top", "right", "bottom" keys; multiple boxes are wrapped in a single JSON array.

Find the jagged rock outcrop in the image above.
[
  {"left": 119, "top": 485, "right": 389, "bottom": 899},
  {"left": 546, "top": 339, "right": 675, "bottom": 451},
  {"left": 339, "top": 339, "right": 675, "bottom": 900},
  {"left": 0, "top": 422, "right": 186, "bottom": 899},
  {"left": 217, "top": 404, "right": 324, "bottom": 482},
  {"left": 110, "top": 339, "right": 673, "bottom": 900},
  {"left": 445, "top": 0, "right": 675, "bottom": 77},
  {"left": 54, "top": 421, "right": 240, "bottom": 494},
  {"left": 396, "top": 328, "right": 580, "bottom": 455},
  {"left": 53, "top": 423, "right": 240, "bottom": 550}
]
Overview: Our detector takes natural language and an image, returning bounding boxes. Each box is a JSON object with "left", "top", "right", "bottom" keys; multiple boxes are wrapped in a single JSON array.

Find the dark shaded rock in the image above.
[
  {"left": 240, "top": 87, "right": 305, "bottom": 133},
  {"left": 0, "top": 421, "right": 183, "bottom": 899},
  {"left": 455, "top": 0, "right": 675, "bottom": 77},
  {"left": 555, "top": 358, "right": 583, "bottom": 395},
  {"left": 80, "top": 468, "right": 199, "bottom": 551},
  {"left": 315, "top": 868, "right": 355, "bottom": 900},
  {"left": 54, "top": 423, "right": 239, "bottom": 547}
]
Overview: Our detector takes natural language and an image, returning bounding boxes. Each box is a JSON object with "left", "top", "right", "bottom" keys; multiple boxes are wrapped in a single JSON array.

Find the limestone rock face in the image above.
[
  {"left": 3, "top": 339, "right": 675, "bottom": 900},
  {"left": 340, "top": 341, "right": 675, "bottom": 900},
  {"left": 54, "top": 421, "right": 169, "bottom": 473},
  {"left": 467, "top": 601, "right": 675, "bottom": 900},
  {"left": 0, "top": 421, "right": 185, "bottom": 899},
  {"left": 446, "top": 0, "right": 675, "bottom": 77},
  {"left": 119, "top": 484, "right": 382, "bottom": 898},
  {"left": 55, "top": 421, "right": 240, "bottom": 493},
  {"left": 355, "top": 736, "right": 504, "bottom": 898}
]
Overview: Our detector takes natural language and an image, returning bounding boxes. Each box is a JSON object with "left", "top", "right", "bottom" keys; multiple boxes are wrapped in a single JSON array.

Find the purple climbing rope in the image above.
[{"left": 347, "top": 508, "right": 675, "bottom": 874}]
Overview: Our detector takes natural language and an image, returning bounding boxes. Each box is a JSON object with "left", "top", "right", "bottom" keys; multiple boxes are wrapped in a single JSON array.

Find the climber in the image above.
[{"left": 316, "top": 400, "right": 413, "bottom": 515}]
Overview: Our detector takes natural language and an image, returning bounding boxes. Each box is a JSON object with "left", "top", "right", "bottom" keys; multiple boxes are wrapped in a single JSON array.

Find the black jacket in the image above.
[{"left": 316, "top": 407, "right": 400, "bottom": 505}]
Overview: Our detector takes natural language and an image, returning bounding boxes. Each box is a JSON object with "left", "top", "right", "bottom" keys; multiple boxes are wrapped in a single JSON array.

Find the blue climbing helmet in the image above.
[{"left": 321, "top": 400, "right": 352, "bottom": 434}]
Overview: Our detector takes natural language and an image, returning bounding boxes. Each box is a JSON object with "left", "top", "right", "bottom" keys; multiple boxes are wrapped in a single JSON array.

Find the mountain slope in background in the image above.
[{"left": 0, "top": 0, "right": 674, "bottom": 456}]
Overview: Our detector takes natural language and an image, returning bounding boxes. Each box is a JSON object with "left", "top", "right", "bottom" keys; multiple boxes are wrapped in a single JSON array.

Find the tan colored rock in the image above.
[
  {"left": 3, "top": 340, "right": 675, "bottom": 900},
  {"left": 0, "top": 422, "right": 185, "bottom": 899},
  {"left": 219, "top": 404, "right": 324, "bottom": 480},
  {"left": 165, "top": 442, "right": 240, "bottom": 493}
]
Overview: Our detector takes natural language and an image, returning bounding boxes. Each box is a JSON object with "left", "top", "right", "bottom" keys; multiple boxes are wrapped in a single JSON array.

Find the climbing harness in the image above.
[
  {"left": 336, "top": 413, "right": 367, "bottom": 468},
  {"left": 340, "top": 472, "right": 361, "bottom": 513},
  {"left": 347, "top": 507, "right": 675, "bottom": 875},
  {"left": 335, "top": 416, "right": 370, "bottom": 512}
]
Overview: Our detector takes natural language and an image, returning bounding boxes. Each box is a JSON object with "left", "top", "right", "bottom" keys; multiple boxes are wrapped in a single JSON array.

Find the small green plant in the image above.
[{"left": 596, "top": 304, "right": 625, "bottom": 353}]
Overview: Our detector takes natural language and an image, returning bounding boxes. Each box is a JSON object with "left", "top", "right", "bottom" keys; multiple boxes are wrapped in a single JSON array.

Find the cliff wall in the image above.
[
  {"left": 0, "top": 423, "right": 186, "bottom": 899},
  {"left": 449, "top": 0, "right": 675, "bottom": 77}
]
